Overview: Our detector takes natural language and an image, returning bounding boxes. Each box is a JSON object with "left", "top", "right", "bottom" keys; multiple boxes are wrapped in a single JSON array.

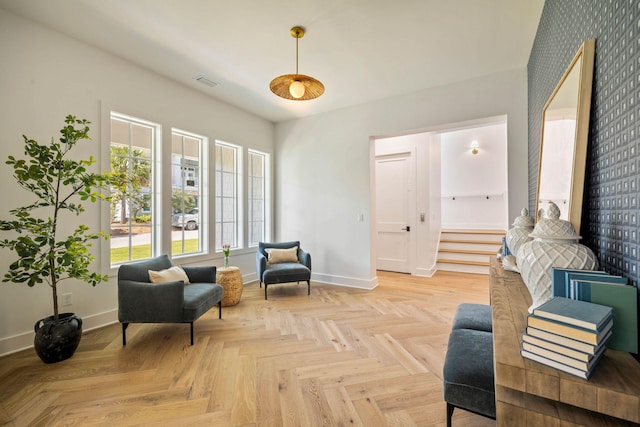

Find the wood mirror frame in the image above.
[{"left": 536, "top": 39, "right": 595, "bottom": 232}]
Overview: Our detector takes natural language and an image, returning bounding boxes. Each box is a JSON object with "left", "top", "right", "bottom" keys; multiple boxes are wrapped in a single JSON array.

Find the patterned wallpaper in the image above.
[{"left": 528, "top": 0, "right": 639, "bottom": 285}]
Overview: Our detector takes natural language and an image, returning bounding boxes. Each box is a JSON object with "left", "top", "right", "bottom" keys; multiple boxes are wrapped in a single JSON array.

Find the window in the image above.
[
  {"left": 248, "top": 150, "right": 267, "bottom": 246},
  {"left": 110, "top": 113, "right": 157, "bottom": 265},
  {"left": 215, "top": 142, "right": 240, "bottom": 250},
  {"left": 171, "top": 130, "right": 206, "bottom": 256}
]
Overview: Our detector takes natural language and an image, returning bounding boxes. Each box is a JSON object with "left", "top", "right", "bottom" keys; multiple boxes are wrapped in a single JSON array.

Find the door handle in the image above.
[{"left": 402, "top": 226, "right": 410, "bottom": 232}]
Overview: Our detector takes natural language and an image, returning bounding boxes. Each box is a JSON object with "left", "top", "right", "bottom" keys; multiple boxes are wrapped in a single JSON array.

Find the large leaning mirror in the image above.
[{"left": 536, "top": 39, "right": 595, "bottom": 232}]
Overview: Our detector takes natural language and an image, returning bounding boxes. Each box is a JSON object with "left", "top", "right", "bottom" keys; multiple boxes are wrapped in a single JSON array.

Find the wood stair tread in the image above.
[
  {"left": 440, "top": 239, "right": 502, "bottom": 245},
  {"left": 438, "top": 249, "right": 495, "bottom": 255},
  {"left": 436, "top": 259, "right": 490, "bottom": 267},
  {"left": 441, "top": 229, "right": 506, "bottom": 235}
]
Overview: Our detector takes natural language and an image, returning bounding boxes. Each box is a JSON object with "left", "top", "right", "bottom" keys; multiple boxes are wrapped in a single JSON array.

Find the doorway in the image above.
[
  {"left": 375, "top": 149, "right": 415, "bottom": 273},
  {"left": 373, "top": 116, "right": 509, "bottom": 275}
]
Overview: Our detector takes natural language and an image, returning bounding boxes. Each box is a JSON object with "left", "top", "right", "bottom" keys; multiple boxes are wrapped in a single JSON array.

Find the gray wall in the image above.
[{"left": 528, "top": 0, "right": 640, "bottom": 284}]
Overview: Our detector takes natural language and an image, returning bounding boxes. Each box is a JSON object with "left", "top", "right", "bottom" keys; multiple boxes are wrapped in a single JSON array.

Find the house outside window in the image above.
[
  {"left": 110, "top": 113, "right": 157, "bottom": 265},
  {"left": 171, "top": 130, "right": 206, "bottom": 256}
]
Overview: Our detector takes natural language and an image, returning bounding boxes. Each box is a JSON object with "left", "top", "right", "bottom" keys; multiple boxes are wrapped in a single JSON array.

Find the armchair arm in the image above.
[
  {"left": 298, "top": 249, "right": 311, "bottom": 270},
  {"left": 256, "top": 251, "right": 267, "bottom": 281},
  {"left": 183, "top": 265, "right": 216, "bottom": 283},
  {"left": 118, "top": 279, "right": 185, "bottom": 323}
]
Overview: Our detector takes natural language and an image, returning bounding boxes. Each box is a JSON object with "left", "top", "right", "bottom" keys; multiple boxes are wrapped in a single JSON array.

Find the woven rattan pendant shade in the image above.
[{"left": 270, "top": 26, "right": 324, "bottom": 101}]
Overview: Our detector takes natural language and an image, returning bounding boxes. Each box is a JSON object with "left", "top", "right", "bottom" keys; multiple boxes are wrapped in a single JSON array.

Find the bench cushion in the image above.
[
  {"left": 262, "top": 262, "right": 311, "bottom": 284},
  {"left": 182, "top": 283, "right": 224, "bottom": 321},
  {"left": 443, "top": 329, "right": 496, "bottom": 419},
  {"left": 452, "top": 303, "right": 492, "bottom": 332}
]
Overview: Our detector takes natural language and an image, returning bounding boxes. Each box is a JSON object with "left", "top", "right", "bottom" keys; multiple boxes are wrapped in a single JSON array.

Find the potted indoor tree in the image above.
[{"left": 0, "top": 115, "right": 126, "bottom": 363}]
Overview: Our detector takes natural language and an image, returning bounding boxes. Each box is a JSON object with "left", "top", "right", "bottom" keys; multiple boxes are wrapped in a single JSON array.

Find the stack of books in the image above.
[
  {"left": 521, "top": 297, "right": 613, "bottom": 379},
  {"left": 551, "top": 267, "right": 638, "bottom": 353}
]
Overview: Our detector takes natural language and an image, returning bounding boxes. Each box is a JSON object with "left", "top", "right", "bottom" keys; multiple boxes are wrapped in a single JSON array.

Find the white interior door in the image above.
[{"left": 375, "top": 151, "right": 414, "bottom": 273}]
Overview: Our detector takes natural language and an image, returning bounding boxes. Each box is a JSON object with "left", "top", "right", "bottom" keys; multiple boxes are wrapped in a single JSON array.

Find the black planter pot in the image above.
[{"left": 34, "top": 313, "right": 83, "bottom": 364}]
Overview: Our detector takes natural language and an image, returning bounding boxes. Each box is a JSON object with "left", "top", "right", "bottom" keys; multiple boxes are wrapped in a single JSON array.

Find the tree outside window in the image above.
[{"left": 109, "top": 113, "right": 156, "bottom": 264}]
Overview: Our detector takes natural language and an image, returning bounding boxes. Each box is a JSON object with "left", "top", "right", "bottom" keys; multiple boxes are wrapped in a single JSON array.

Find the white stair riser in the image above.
[
  {"left": 437, "top": 263, "right": 489, "bottom": 275},
  {"left": 439, "top": 242, "right": 500, "bottom": 252},
  {"left": 441, "top": 233, "right": 503, "bottom": 243},
  {"left": 438, "top": 253, "right": 491, "bottom": 262}
]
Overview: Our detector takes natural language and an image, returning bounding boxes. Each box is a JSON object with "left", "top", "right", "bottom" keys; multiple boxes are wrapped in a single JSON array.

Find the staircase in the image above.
[{"left": 437, "top": 229, "right": 505, "bottom": 275}]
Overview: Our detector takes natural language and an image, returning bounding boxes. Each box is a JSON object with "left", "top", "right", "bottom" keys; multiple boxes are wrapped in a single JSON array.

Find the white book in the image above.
[
  {"left": 520, "top": 349, "right": 597, "bottom": 380},
  {"left": 522, "top": 333, "right": 608, "bottom": 362},
  {"left": 521, "top": 341, "right": 605, "bottom": 371}
]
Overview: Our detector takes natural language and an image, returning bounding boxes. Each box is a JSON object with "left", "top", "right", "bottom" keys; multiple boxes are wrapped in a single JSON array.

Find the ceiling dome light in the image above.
[{"left": 270, "top": 26, "right": 324, "bottom": 101}]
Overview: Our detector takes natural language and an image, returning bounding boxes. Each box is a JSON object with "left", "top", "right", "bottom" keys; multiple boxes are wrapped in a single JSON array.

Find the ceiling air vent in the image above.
[{"left": 194, "top": 75, "right": 218, "bottom": 88}]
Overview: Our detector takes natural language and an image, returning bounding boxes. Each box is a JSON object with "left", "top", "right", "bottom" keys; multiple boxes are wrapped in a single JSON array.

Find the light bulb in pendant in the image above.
[{"left": 289, "top": 80, "right": 305, "bottom": 98}]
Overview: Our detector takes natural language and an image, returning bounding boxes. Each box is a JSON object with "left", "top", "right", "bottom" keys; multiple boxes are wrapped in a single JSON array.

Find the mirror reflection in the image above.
[{"left": 536, "top": 39, "right": 595, "bottom": 232}]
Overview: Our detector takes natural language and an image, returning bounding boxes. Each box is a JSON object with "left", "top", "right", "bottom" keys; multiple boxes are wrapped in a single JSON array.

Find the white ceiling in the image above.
[{"left": 0, "top": 0, "right": 545, "bottom": 123}]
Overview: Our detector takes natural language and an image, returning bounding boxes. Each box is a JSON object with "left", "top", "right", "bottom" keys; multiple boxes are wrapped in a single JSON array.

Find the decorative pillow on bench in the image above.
[
  {"left": 267, "top": 247, "right": 298, "bottom": 264},
  {"left": 148, "top": 265, "right": 190, "bottom": 284}
]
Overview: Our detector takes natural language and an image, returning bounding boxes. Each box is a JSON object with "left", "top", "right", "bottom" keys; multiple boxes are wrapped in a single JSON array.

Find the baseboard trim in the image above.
[
  {"left": 414, "top": 267, "right": 437, "bottom": 277},
  {"left": 310, "top": 273, "right": 378, "bottom": 290},
  {"left": 0, "top": 309, "right": 118, "bottom": 358},
  {"left": 245, "top": 271, "right": 377, "bottom": 290}
]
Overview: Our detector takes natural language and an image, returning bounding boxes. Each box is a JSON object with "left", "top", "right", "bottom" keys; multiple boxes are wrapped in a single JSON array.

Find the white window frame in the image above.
[
  {"left": 248, "top": 149, "right": 269, "bottom": 247},
  {"left": 215, "top": 141, "right": 243, "bottom": 251},
  {"left": 109, "top": 112, "right": 161, "bottom": 266},
  {"left": 171, "top": 128, "right": 208, "bottom": 258}
]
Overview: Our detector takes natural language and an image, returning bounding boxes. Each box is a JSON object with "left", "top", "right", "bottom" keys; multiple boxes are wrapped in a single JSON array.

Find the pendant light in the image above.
[{"left": 270, "top": 26, "right": 324, "bottom": 100}]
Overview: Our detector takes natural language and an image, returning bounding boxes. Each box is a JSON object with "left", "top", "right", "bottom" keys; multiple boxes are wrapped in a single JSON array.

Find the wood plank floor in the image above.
[{"left": 0, "top": 271, "right": 495, "bottom": 427}]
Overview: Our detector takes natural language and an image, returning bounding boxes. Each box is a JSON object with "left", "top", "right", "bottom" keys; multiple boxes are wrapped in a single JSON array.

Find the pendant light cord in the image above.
[{"left": 295, "top": 34, "right": 299, "bottom": 76}]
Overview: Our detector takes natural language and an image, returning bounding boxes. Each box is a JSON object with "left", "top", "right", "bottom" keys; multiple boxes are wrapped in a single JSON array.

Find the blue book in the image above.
[
  {"left": 527, "top": 315, "right": 613, "bottom": 345},
  {"left": 522, "top": 330, "right": 612, "bottom": 360},
  {"left": 532, "top": 297, "right": 613, "bottom": 331},
  {"left": 526, "top": 326, "right": 613, "bottom": 355},
  {"left": 551, "top": 268, "right": 609, "bottom": 298},
  {"left": 567, "top": 273, "right": 627, "bottom": 299},
  {"left": 572, "top": 280, "right": 638, "bottom": 353}
]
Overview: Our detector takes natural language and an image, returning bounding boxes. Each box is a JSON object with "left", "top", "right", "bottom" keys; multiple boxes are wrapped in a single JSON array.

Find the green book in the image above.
[{"left": 572, "top": 280, "right": 638, "bottom": 353}]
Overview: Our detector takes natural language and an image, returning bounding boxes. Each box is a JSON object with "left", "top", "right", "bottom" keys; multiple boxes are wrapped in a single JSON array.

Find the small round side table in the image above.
[{"left": 217, "top": 266, "right": 243, "bottom": 306}]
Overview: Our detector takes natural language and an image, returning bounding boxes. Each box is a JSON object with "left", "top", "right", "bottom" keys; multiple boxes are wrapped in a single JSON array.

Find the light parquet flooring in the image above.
[{"left": 0, "top": 271, "right": 496, "bottom": 427}]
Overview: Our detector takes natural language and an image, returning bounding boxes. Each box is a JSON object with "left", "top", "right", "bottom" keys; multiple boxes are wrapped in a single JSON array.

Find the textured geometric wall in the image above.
[{"left": 528, "top": 0, "right": 640, "bottom": 286}]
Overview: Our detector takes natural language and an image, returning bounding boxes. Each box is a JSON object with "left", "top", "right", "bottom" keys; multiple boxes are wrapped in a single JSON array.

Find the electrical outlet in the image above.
[{"left": 62, "top": 292, "right": 72, "bottom": 306}]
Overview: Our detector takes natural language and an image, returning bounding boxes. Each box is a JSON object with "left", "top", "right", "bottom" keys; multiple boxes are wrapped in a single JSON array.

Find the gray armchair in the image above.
[
  {"left": 117, "top": 254, "right": 224, "bottom": 345},
  {"left": 256, "top": 241, "right": 311, "bottom": 300}
]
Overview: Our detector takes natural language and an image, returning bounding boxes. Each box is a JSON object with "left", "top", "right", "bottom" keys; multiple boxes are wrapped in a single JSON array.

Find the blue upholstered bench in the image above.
[
  {"left": 451, "top": 303, "right": 492, "bottom": 332},
  {"left": 443, "top": 304, "right": 496, "bottom": 426}
]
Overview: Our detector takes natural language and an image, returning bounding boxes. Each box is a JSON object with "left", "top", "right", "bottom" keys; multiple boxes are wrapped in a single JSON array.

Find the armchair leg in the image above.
[
  {"left": 446, "top": 402, "right": 454, "bottom": 427},
  {"left": 307, "top": 280, "right": 311, "bottom": 295},
  {"left": 122, "top": 323, "right": 128, "bottom": 346},
  {"left": 264, "top": 284, "right": 268, "bottom": 300},
  {"left": 218, "top": 302, "right": 222, "bottom": 319},
  {"left": 190, "top": 322, "right": 194, "bottom": 345},
  {"left": 259, "top": 281, "right": 262, "bottom": 288}
]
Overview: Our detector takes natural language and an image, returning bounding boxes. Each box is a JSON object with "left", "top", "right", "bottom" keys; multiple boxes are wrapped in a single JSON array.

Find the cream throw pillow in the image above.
[
  {"left": 267, "top": 247, "right": 299, "bottom": 264},
  {"left": 148, "top": 265, "right": 190, "bottom": 284}
]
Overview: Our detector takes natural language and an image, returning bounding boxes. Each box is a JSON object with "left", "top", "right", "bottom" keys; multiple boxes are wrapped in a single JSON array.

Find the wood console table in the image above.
[{"left": 489, "top": 257, "right": 640, "bottom": 426}]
